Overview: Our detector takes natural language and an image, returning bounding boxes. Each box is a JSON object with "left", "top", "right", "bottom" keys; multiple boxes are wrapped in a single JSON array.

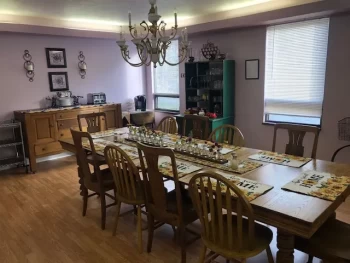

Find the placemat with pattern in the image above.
[
  {"left": 158, "top": 156, "right": 202, "bottom": 178},
  {"left": 199, "top": 171, "right": 273, "bottom": 202},
  {"left": 249, "top": 151, "right": 311, "bottom": 168},
  {"left": 174, "top": 153, "right": 262, "bottom": 175},
  {"left": 281, "top": 170, "right": 350, "bottom": 201}
]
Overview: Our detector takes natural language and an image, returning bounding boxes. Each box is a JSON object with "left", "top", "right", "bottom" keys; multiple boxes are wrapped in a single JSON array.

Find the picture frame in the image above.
[
  {"left": 48, "top": 72, "right": 69, "bottom": 91},
  {"left": 245, "top": 59, "right": 259, "bottom": 80},
  {"left": 46, "top": 48, "right": 67, "bottom": 68}
]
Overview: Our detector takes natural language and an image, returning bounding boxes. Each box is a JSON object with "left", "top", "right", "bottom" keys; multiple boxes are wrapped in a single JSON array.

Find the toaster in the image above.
[{"left": 87, "top": 93, "right": 106, "bottom": 105}]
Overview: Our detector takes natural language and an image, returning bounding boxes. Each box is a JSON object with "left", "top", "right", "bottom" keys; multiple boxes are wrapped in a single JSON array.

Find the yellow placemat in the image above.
[
  {"left": 249, "top": 151, "right": 311, "bottom": 168},
  {"left": 199, "top": 171, "right": 273, "bottom": 202},
  {"left": 282, "top": 170, "right": 350, "bottom": 201}
]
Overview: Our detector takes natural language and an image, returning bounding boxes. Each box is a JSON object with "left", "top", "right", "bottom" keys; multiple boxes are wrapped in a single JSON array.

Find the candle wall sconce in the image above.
[
  {"left": 78, "top": 51, "right": 87, "bottom": 79},
  {"left": 23, "top": 50, "right": 35, "bottom": 82}
]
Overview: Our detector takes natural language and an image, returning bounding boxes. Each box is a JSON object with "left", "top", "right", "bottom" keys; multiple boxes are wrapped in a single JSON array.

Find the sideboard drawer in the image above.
[
  {"left": 35, "top": 142, "right": 62, "bottom": 156},
  {"left": 57, "top": 119, "right": 79, "bottom": 130},
  {"left": 56, "top": 109, "right": 98, "bottom": 120},
  {"left": 58, "top": 129, "right": 72, "bottom": 139}
]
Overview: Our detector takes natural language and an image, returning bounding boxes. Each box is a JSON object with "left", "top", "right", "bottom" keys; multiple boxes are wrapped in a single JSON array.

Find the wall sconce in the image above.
[
  {"left": 23, "top": 50, "right": 35, "bottom": 82},
  {"left": 78, "top": 51, "right": 87, "bottom": 79}
]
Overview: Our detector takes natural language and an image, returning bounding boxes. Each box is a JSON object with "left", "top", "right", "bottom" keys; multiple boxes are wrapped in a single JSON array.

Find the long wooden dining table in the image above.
[{"left": 59, "top": 129, "right": 350, "bottom": 263}]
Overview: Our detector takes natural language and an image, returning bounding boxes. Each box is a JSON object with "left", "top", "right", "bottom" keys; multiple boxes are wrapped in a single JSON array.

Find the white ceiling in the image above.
[{"left": 0, "top": 0, "right": 324, "bottom": 32}]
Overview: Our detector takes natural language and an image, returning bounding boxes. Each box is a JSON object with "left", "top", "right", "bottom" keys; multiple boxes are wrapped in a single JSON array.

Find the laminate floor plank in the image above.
[{"left": 0, "top": 156, "right": 348, "bottom": 263}]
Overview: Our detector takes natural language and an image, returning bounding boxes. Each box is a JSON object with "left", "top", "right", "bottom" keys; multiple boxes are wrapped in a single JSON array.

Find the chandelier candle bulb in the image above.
[
  {"left": 174, "top": 9, "right": 178, "bottom": 27},
  {"left": 128, "top": 11, "right": 131, "bottom": 27}
]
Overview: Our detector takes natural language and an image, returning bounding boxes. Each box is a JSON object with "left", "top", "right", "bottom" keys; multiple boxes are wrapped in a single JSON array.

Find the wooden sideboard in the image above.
[{"left": 14, "top": 104, "right": 122, "bottom": 173}]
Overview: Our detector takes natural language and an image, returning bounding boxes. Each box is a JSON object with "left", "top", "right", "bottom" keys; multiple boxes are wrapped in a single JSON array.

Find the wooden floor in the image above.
[{"left": 0, "top": 156, "right": 349, "bottom": 263}]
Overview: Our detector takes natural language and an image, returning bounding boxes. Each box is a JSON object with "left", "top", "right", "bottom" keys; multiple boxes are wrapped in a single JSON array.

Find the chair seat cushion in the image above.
[
  {"left": 204, "top": 215, "right": 273, "bottom": 259},
  {"left": 166, "top": 189, "right": 198, "bottom": 224},
  {"left": 295, "top": 219, "right": 350, "bottom": 262}
]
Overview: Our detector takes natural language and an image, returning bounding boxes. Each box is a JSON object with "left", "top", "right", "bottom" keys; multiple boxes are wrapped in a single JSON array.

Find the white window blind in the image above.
[
  {"left": 152, "top": 40, "right": 180, "bottom": 111},
  {"left": 264, "top": 18, "right": 330, "bottom": 123}
]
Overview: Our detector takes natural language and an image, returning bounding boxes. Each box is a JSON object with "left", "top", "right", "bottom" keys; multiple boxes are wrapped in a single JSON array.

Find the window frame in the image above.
[
  {"left": 263, "top": 18, "right": 329, "bottom": 127},
  {"left": 153, "top": 93, "right": 180, "bottom": 113},
  {"left": 264, "top": 113, "right": 322, "bottom": 128}
]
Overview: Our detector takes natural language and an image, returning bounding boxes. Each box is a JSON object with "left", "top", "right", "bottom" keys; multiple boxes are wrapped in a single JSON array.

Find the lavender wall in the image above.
[
  {"left": 150, "top": 14, "right": 350, "bottom": 162},
  {"left": 0, "top": 33, "right": 146, "bottom": 120}
]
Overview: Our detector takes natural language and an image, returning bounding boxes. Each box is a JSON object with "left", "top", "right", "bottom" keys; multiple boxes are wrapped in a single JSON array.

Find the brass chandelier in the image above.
[{"left": 116, "top": 0, "right": 191, "bottom": 68}]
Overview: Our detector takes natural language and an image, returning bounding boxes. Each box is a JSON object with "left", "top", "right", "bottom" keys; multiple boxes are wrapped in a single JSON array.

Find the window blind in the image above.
[{"left": 264, "top": 18, "right": 330, "bottom": 118}]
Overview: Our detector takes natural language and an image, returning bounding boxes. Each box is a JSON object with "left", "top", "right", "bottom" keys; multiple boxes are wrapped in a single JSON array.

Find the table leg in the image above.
[{"left": 276, "top": 229, "right": 295, "bottom": 263}]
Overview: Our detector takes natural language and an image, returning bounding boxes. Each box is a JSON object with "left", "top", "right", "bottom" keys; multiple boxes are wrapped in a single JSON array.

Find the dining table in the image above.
[{"left": 59, "top": 128, "right": 350, "bottom": 263}]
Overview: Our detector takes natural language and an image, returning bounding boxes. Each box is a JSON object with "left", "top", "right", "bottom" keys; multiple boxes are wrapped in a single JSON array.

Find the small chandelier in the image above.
[{"left": 116, "top": 0, "right": 191, "bottom": 68}]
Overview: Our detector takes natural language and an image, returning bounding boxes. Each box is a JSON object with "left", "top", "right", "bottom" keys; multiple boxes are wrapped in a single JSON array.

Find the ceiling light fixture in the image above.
[{"left": 116, "top": 0, "right": 191, "bottom": 68}]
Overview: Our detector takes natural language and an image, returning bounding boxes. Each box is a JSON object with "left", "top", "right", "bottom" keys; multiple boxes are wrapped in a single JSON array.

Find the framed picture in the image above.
[
  {"left": 46, "top": 48, "right": 67, "bottom": 68},
  {"left": 48, "top": 72, "right": 69, "bottom": 91},
  {"left": 245, "top": 59, "right": 259, "bottom": 80}
]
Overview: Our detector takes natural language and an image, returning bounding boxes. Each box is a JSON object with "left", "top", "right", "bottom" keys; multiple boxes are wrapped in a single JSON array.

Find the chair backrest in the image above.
[
  {"left": 183, "top": 115, "right": 209, "bottom": 139},
  {"left": 78, "top": 112, "right": 107, "bottom": 133},
  {"left": 157, "top": 116, "right": 178, "bottom": 134},
  {"left": 272, "top": 123, "right": 320, "bottom": 159},
  {"left": 71, "top": 129, "right": 102, "bottom": 189},
  {"left": 188, "top": 171, "right": 255, "bottom": 252},
  {"left": 104, "top": 145, "right": 144, "bottom": 204},
  {"left": 137, "top": 142, "right": 183, "bottom": 224},
  {"left": 209, "top": 125, "right": 245, "bottom": 146}
]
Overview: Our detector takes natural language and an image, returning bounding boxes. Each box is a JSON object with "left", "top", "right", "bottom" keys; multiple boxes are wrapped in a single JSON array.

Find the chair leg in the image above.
[
  {"left": 172, "top": 226, "right": 177, "bottom": 242},
  {"left": 137, "top": 205, "right": 143, "bottom": 253},
  {"left": 112, "top": 201, "right": 121, "bottom": 236},
  {"left": 266, "top": 246, "right": 274, "bottom": 263},
  {"left": 147, "top": 214, "right": 155, "bottom": 253},
  {"left": 82, "top": 188, "right": 88, "bottom": 216},
  {"left": 198, "top": 245, "right": 206, "bottom": 263},
  {"left": 307, "top": 255, "right": 314, "bottom": 263},
  {"left": 100, "top": 192, "right": 106, "bottom": 230},
  {"left": 179, "top": 225, "right": 187, "bottom": 263}
]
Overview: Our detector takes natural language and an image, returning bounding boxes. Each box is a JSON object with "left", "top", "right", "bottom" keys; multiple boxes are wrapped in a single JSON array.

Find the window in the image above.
[
  {"left": 152, "top": 40, "right": 180, "bottom": 112},
  {"left": 264, "top": 18, "right": 330, "bottom": 126}
]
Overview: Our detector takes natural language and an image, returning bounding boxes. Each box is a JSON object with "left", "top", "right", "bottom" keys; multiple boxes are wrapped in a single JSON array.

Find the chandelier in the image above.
[{"left": 116, "top": 0, "right": 191, "bottom": 68}]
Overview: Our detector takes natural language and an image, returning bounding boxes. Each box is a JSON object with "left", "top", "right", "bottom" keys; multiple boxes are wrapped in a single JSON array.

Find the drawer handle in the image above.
[
  {"left": 59, "top": 115, "right": 63, "bottom": 118},
  {"left": 60, "top": 134, "right": 64, "bottom": 137},
  {"left": 42, "top": 148, "right": 46, "bottom": 151},
  {"left": 59, "top": 124, "right": 63, "bottom": 127}
]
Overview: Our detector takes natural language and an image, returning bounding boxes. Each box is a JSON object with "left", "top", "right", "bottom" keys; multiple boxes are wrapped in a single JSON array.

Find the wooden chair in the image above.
[
  {"left": 208, "top": 125, "right": 245, "bottom": 146},
  {"left": 183, "top": 115, "right": 209, "bottom": 139},
  {"left": 70, "top": 129, "right": 116, "bottom": 230},
  {"left": 137, "top": 142, "right": 199, "bottom": 263},
  {"left": 188, "top": 171, "right": 274, "bottom": 263},
  {"left": 78, "top": 112, "right": 107, "bottom": 133},
  {"left": 272, "top": 123, "right": 320, "bottom": 159},
  {"left": 104, "top": 145, "right": 145, "bottom": 252},
  {"left": 295, "top": 217, "right": 350, "bottom": 263},
  {"left": 157, "top": 116, "right": 178, "bottom": 134}
]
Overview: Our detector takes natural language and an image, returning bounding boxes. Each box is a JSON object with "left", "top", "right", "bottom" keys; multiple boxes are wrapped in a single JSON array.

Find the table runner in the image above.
[
  {"left": 83, "top": 139, "right": 139, "bottom": 159},
  {"left": 281, "top": 170, "right": 350, "bottom": 201},
  {"left": 249, "top": 151, "right": 311, "bottom": 168},
  {"left": 200, "top": 171, "right": 274, "bottom": 202}
]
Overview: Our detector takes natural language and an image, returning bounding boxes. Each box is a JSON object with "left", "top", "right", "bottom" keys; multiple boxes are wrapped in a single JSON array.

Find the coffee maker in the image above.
[{"left": 134, "top": 95, "right": 146, "bottom": 111}]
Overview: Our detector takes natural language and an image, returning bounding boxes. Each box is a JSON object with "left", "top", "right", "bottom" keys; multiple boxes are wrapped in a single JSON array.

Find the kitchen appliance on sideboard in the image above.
[
  {"left": 134, "top": 95, "right": 146, "bottom": 111},
  {"left": 46, "top": 91, "right": 83, "bottom": 108},
  {"left": 87, "top": 92, "right": 106, "bottom": 105}
]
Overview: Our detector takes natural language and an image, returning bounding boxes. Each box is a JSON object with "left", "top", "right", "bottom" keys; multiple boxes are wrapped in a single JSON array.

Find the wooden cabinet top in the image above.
[{"left": 14, "top": 103, "right": 121, "bottom": 115}]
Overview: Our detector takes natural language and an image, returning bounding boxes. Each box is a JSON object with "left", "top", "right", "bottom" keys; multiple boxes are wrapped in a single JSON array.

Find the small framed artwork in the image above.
[
  {"left": 245, "top": 59, "right": 259, "bottom": 80},
  {"left": 48, "top": 72, "right": 69, "bottom": 91},
  {"left": 46, "top": 48, "right": 67, "bottom": 68}
]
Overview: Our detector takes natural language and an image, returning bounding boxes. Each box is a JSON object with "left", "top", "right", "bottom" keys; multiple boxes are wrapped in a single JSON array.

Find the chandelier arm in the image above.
[
  {"left": 167, "top": 27, "right": 178, "bottom": 41},
  {"left": 136, "top": 41, "right": 152, "bottom": 65},
  {"left": 128, "top": 25, "right": 137, "bottom": 39},
  {"left": 120, "top": 49, "right": 145, "bottom": 67},
  {"left": 157, "top": 21, "right": 166, "bottom": 38},
  {"left": 139, "top": 21, "right": 151, "bottom": 41},
  {"left": 163, "top": 46, "right": 189, "bottom": 66}
]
